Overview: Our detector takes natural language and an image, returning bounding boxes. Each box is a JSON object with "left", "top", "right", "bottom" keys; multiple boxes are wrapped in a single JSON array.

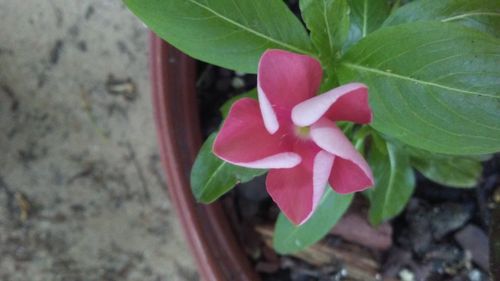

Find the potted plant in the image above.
[{"left": 128, "top": 0, "right": 500, "bottom": 280}]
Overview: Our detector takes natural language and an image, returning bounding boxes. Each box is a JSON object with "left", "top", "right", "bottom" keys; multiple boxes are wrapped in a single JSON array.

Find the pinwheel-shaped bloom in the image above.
[{"left": 214, "top": 49, "right": 374, "bottom": 225}]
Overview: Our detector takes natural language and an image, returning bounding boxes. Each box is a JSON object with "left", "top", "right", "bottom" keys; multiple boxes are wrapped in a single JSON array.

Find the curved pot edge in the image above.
[{"left": 149, "top": 33, "right": 260, "bottom": 281}]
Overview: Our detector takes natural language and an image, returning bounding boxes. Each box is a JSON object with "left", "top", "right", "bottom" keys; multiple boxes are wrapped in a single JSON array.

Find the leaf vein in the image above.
[
  {"left": 342, "top": 62, "right": 498, "bottom": 98},
  {"left": 442, "top": 12, "right": 500, "bottom": 22},
  {"left": 186, "top": 0, "right": 311, "bottom": 54}
]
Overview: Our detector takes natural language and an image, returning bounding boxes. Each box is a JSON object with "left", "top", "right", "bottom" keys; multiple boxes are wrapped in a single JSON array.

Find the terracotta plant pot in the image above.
[{"left": 149, "top": 33, "right": 260, "bottom": 281}]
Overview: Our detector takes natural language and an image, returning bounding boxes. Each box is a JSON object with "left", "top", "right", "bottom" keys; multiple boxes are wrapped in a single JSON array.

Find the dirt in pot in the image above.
[{"left": 195, "top": 63, "right": 498, "bottom": 281}]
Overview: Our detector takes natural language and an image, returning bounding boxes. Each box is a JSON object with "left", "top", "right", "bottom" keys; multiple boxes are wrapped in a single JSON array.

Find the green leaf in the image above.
[
  {"left": 220, "top": 89, "right": 257, "bottom": 118},
  {"left": 299, "top": 0, "right": 350, "bottom": 74},
  {"left": 124, "top": 0, "right": 313, "bottom": 73},
  {"left": 338, "top": 22, "right": 500, "bottom": 155},
  {"left": 344, "top": 0, "right": 390, "bottom": 50},
  {"left": 368, "top": 137, "right": 415, "bottom": 226},
  {"left": 408, "top": 148, "right": 482, "bottom": 188},
  {"left": 273, "top": 189, "right": 353, "bottom": 254},
  {"left": 383, "top": 0, "right": 500, "bottom": 38},
  {"left": 190, "top": 133, "right": 266, "bottom": 203},
  {"left": 412, "top": 157, "right": 481, "bottom": 188}
]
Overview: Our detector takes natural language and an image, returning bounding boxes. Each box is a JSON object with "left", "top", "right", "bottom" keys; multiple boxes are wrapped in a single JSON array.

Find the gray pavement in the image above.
[{"left": 0, "top": 1, "right": 197, "bottom": 280}]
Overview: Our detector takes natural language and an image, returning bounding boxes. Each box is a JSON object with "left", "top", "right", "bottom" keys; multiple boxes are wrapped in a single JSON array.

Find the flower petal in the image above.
[
  {"left": 310, "top": 118, "right": 374, "bottom": 193},
  {"left": 292, "top": 83, "right": 372, "bottom": 127},
  {"left": 213, "top": 98, "right": 301, "bottom": 169},
  {"left": 258, "top": 49, "right": 323, "bottom": 134},
  {"left": 266, "top": 148, "right": 334, "bottom": 225}
]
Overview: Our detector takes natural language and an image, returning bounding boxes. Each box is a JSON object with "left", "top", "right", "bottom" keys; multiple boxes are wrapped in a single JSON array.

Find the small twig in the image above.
[
  {"left": 125, "top": 142, "right": 151, "bottom": 202},
  {"left": 79, "top": 88, "right": 109, "bottom": 140}
]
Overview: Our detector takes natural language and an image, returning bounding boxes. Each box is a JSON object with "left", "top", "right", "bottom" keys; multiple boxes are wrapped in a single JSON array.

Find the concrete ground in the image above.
[{"left": 0, "top": 1, "right": 197, "bottom": 280}]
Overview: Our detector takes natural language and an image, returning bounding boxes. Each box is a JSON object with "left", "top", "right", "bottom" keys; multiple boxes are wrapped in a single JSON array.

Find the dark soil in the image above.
[{"left": 195, "top": 63, "right": 498, "bottom": 281}]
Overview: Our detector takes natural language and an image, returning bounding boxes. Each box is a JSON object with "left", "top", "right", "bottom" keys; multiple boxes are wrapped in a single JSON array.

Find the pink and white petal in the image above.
[
  {"left": 257, "top": 87, "right": 280, "bottom": 134},
  {"left": 292, "top": 83, "right": 372, "bottom": 127},
  {"left": 213, "top": 98, "right": 301, "bottom": 169},
  {"left": 311, "top": 151, "right": 336, "bottom": 213},
  {"left": 258, "top": 49, "right": 323, "bottom": 133},
  {"left": 329, "top": 157, "right": 373, "bottom": 194},
  {"left": 310, "top": 119, "right": 374, "bottom": 193},
  {"left": 266, "top": 150, "right": 334, "bottom": 225}
]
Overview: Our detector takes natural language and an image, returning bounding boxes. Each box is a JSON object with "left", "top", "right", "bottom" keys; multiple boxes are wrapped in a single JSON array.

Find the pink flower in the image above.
[{"left": 213, "top": 49, "right": 374, "bottom": 225}]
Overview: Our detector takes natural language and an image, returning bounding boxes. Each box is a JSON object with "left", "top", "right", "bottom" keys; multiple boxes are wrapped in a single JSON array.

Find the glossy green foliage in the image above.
[
  {"left": 124, "top": 0, "right": 313, "bottom": 73},
  {"left": 190, "top": 134, "right": 266, "bottom": 203},
  {"left": 299, "top": 0, "right": 350, "bottom": 77},
  {"left": 127, "top": 0, "right": 500, "bottom": 244},
  {"left": 338, "top": 22, "right": 500, "bottom": 155},
  {"left": 408, "top": 148, "right": 482, "bottom": 188},
  {"left": 384, "top": 0, "right": 500, "bottom": 37},
  {"left": 367, "top": 136, "right": 415, "bottom": 225},
  {"left": 273, "top": 189, "right": 353, "bottom": 254},
  {"left": 344, "top": 0, "right": 390, "bottom": 50}
]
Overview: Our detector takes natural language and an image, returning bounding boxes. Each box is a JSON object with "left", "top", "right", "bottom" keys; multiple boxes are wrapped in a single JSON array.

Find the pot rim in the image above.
[{"left": 149, "top": 33, "right": 260, "bottom": 281}]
